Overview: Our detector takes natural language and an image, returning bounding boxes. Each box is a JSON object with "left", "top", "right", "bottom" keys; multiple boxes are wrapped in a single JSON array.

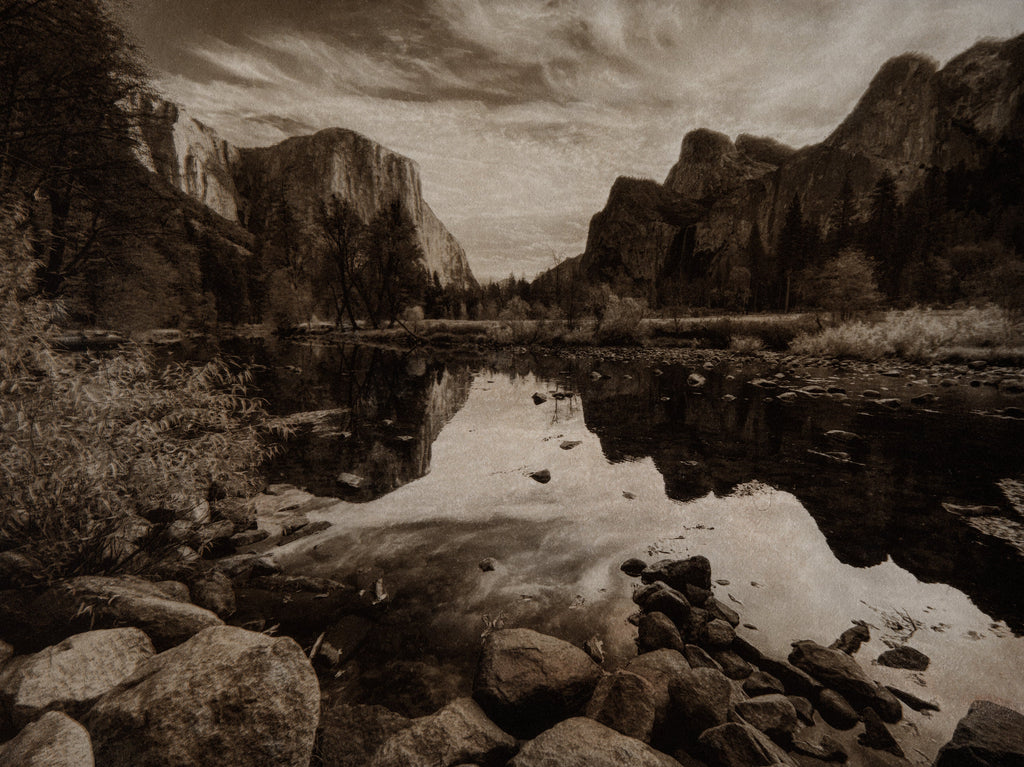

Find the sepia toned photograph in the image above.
[{"left": 1, "top": 1, "right": 1023, "bottom": 765}]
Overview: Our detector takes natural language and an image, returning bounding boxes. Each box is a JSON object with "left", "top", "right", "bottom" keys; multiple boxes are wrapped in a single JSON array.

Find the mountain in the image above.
[{"left": 533, "top": 33, "right": 1024, "bottom": 310}]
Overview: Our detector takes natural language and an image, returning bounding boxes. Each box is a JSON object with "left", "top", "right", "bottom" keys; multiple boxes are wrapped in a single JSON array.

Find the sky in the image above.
[{"left": 123, "top": 0, "right": 1022, "bottom": 281}]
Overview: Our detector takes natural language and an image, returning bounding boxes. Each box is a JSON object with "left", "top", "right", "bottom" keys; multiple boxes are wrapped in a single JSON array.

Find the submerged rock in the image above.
[{"left": 528, "top": 469, "right": 551, "bottom": 484}]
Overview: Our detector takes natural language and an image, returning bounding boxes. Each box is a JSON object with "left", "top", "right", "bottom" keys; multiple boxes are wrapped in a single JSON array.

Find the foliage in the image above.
[
  {"left": 593, "top": 293, "right": 647, "bottom": 345},
  {"left": 0, "top": 202, "right": 276, "bottom": 584},
  {"left": 797, "top": 248, "right": 882, "bottom": 319}
]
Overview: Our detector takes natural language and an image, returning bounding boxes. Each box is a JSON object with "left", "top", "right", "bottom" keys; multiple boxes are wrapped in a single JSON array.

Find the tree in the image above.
[
  {"left": 0, "top": 0, "right": 149, "bottom": 296},
  {"left": 776, "top": 194, "right": 808, "bottom": 311},
  {"left": 798, "top": 248, "right": 881, "bottom": 320},
  {"left": 864, "top": 172, "right": 901, "bottom": 296},
  {"left": 825, "top": 177, "right": 856, "bottom": 258},
  {"left": 361, "top": 199, "right": 429, "bottom": 328},
  {"left": 317, "top": 194, "right": 365, "bottom": 329}
]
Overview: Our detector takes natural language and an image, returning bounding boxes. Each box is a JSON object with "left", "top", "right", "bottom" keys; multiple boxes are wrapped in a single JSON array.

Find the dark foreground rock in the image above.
[
  {"left": 641, "top": 556, "right": 712, "bottom": 592},
  {"left": 368, "top": 698, "right": 516, "bottom": 767},
  {"left": 508, "top": 717, "right": 682, "bottom": 767},
  {"left": 317, "top": 703, "right": 411, "bottom": 767},
  {"left": 585, "top": 670, "right": 658, "bottom": 743},
  {"left": 473, "top": 628, "right": 602, "bottom": 738},
  {"left": 788, "top": 640, "right": 901, "bottom": 722},
  {"left": 934, "top": 699, "right": 1024, "bottom": 767},
  {"left": 85, "top": 625, "right": 319, "bottom": 767},
  {"left": 0, "top": 710, "right": 94, "bottom": 767},
  {"left": 697, "top": 722, "right": 796, "bottom": 767}
]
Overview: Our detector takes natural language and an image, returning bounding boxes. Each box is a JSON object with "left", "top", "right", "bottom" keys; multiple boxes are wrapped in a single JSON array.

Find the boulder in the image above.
[
  {"left": 704, "top": 597, "right": 740, "bottom": 627},
  {"left": 623, "top": 649, "right": 691, "bottom": 728},
  {"left": 733, "top": 694, "right": 799, "bottom": 746},
  {"left": 792, "top": 734, "right": 847, "bottom": 763},
  {"left": 641, "top": 557, "right": 712, "bottom": 592},
  {"left": 755, "top": 656, "right": 821, "bottom": 700},
  {"left": 0, "top": 710, "right": 94, "bottom": 767},
  {"left": 788, "top": 695, "right": 814, "bottom": 726},
  {"left": 709, "top": 649, "right": 752, "bottom": 680},
  {"left": 154, "top": 581, "right": 191, "bottom": 602},
  {"left": 85, "top": 625, "right": 319, "bottom": 767},
  {"left": 621, "top": 558, "right": 648, "bottom": 577},
  {"left": 472, "top": 628, "right": 602, "bottom": 738},
  {"left": 684, "top": 645, "right": 724, "bottom": 673},
  {"left": 884, "top": 685, "right": 940, "bottom": 712},
  {"left": 369, "top": 698, "right": 516, "bottom": 767},
  {"left": 508, "top": 717, "right": 682, "bottom": 767},
  {"left": 697, "top": 722, "right": 796, "bottom": 767},
  {"left": 934, "top": 699, "right": 1024, "bottom": 767},
  {"left": 817, "top": 689, "right": 860, "bottom": 730},
  {"left": 0, "top": 628, "right": 154, "bottom": 728},
  {"left": 701, "top": 619, "right": 735, "bottom": 649},
  {"left": 830, "top": 623, "right": 870, "bottom": 655},
  {"left": 529, "top": 469, "right": 551, "bottom": 484},
  {"left": 585, "top": 671, "right": 658, "bottom": 743},
  {"left": 788, "top": 641, "right": 901, "bottom": 722},
  {"left": 742, "top": 670, "right": 785, "bottom": 697},
  {"left": 51, "top": 576, "right": 223, "bottom": 651},
  {"left": 669, "top": 667, "right": 733, "bottom": 740},
  {"left": 638, "top": 612, "right": 686, "bottom": 654},
  {"left": 0, "top": 640, "right": 12, "bottom": 671},
  {"left": 642, "top": 584, "right": 695, "bottom": 631},
  {"left": 317, "top": 703, "right": 411, "bottom": 767},
  {"left": 858, "top": 707, "right": 904, "bottom": 757},
  {"left": 188, "top": 570, "right": 236, "bottom": 618},
  {"left": 876, "top": 646, "right": 929, "bottom": 671}
]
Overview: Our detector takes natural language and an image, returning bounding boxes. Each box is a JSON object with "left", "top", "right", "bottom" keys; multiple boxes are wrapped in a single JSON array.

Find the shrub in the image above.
[
  {"left": 729, "top": 335, "right": 765, "bottom": 353},
  {"left": 0, "top": 202, "right": 277, "bottom": 585},
  {"left": 594, "top": 295, "right": 647, "bottom": 345}
]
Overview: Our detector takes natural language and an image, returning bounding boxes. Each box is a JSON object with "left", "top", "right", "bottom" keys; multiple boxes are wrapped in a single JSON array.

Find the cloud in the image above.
[{"left": 136, "top": 0, "right": 1023, "bottom": 280}]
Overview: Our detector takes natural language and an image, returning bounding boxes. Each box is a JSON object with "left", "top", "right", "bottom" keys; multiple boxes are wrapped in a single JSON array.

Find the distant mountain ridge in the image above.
[{"left": 533, "top": 33, "right": 1024, "bottom": 309}]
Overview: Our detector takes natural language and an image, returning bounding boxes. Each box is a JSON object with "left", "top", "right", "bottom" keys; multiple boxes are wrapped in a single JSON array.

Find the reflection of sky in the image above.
[
  {"left": 279, "top": 372, "right": 1024, "bottom": 760},
  {"left": 123, "top": 1, "right": 1023, "bottom": 280}
]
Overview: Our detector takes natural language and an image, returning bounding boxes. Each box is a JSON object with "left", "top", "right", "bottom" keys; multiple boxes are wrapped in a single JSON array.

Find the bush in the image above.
[
  {"left": 729, "top": 335, "right": 764, "bottom": 353},
  {"left": 594, "top": 294, "right": 647, "bottom": 345},
  {"left": 0, "top": 203, "right": 277, "bottom": 585}
]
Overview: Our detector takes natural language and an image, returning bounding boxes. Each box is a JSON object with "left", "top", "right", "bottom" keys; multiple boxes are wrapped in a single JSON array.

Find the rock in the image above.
[
  {"left": 317, "top": 703, "right": 411, "bottom": 767},
  {"left": 998, "top": 378, "right": 1024, "bottom": 394},
  {"left": 756, "top": 656, "right": 822, "bottom": 700},
  {"left": 777, "top": 391, "right": 798, "bottom": 402},
  {"left": 935, "top": 700, "right": 1024, "bottom": 766},
  {"left": 623, "top": 649, "right": 691, "bottom": 728},
  {"left": 531, "top": 392, "right": 547, "bottom": 405},
  {"left": 684, "top": 583, "right": 712, "bottom": 607},
  {"left": 876, "top": 398, "right": 901, "bottom": 409},
  {"left": 472, "top": 628, "right": 602, "bottom": 738},
  {"left": 154, "top": 580, "right": 191, "bottom": 602},
  {"left": 229, "top": 529, "right": 269, "bottom": 548},
  {"left": 478, "top": 558, "right": 497, "bottom": 572},
  {"left": 638, "top": 612, "right": 686, "bottom": 654},
  {"left": 669, "top": 667, "right": 733, "bottom": 739},
  {"left": 640, "top": 557, "right": 712, "bottom": 591},
  {"left": 508, "top": 717, "right": 681, "bottom": 767},
  {"left": 369, "top": 698, "right": 516, "bottom": 767},
  {"left": 830, "top": 623, "right": 870, "bottom": 655},
  {"left": 788, "top": 641, "right": 901, "bottom": 722},
  {"left": 862, "top": 389, "right": 881, "bottom": 398},
  {"left": 684, "top": 645, "right": 724, "bottom": 673},
  {"left": 0, "top": 710, "right": 95, "bottom": 767},
  {"left": 697, "top": 722, "right": 796, "bottom": 767},
  {"left": 50, "top": 576, "right": 223, "bottom": 651},
  {"left": 701, "top": 619, "right": 735, "bottom": 649},
  {"left": 85, "top": 625, "right": 319, "bottom": 767},
  {"left": 0, "top": 628, "right": 154, "bottom": 728},
  {"left": 742, "top": 670, "right": 785, "bottom": 697},
  {"left": 792, "top": 734, "right": 848, "bottom": 762},
  {"left": 584, "top": 636, "right": 605, "bottom": 665},
  {"left": 188, "top": 570, "right": 235, "bottom": 617},
  {"left": 585, "top": 670, "right": 658, "bottom": 742},
  {"left": 640, "top": 583, "right": 695, "bottom": 629},
  {"left": 884, "top": 685, "right": 940, "bottom": 712},
  {"left": 559, "top": 439, "right": 582, "bottom": 450},
  {"left": 0, "top": 641, "right": 13, "bottom": 671},
  {"left": 704, "top": 597, "right": 740, "bottom": 627},
  {"left": 733, "top": 694, "right": 799, "bottom": 747},
  {"left": 788, "top": 695, "right": 815, "bottom": 725},
  {"left": 826, "top": 429, "right": 863, "bottom": 444},
  {"left": 709, "top": 649, "right": 752, "bottom": 680},
  {"left": 876, "top": 645, "right": 929, "bottom": 671},
  {"left": 687, "top": 374, "right": 706, "bottom": 388},
  {"left": 817, "top": 689, "right": 860, "bottom": 730},
  {"left": 528, "top": 469, "right": 551, "bottom": 484},
  {"left": 858, "top": 707, "right": 904, "bottom": 757},
  {"left": 620, "top": 558, "right": 648, "bottom": 577},
  {"left": 731, "top": 636, "right": 763, "bottom": 664},
  {"left": 233, "top": 576, "right": 373, "bottom": 633}
]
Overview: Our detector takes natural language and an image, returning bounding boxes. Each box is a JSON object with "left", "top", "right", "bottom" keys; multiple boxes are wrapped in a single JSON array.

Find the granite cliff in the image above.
[{"left": 534, "top": 33, "right": 1024, "bottom": 307}]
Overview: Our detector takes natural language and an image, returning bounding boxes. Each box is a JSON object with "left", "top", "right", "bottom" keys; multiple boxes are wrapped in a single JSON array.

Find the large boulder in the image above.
[
  {"left": 638, "top": 612, "right": 686, "bottom": 654},
  {"left": 508, "top": 717, "right": 682, "bottom": 767},
  {"left": 0, "top": 628, "right": 154, "bottom": 728},
  {"left": 641, "top": 557, "right": 712, "bottom": 592},
  {"left": 369, "top": 698, "right": 516, "bottom": 767},
  {"left": 585, "top": 670, "right": 658, "bottom": 743},
  {"left": 49, "top": 576, "right": 222, "bottom": 650},
  {"left": 934, "top": 700, "right": 1024, "bottom": 767},
  {"left": 472, "top": 628, "right": 602, "bottom": 738},
  {"left": 84, "top": 625, "right": 319, "bottom": 767},
  {"left": 697, "top": 722, "right": 796, "bottom": 767},
  {"left": 876, "top": 645, "right": 929, "bottom": 671},
  {"left": 732, "top": 694, "right": 799, "bottom": 746},
  {"left": 317, "top": 703, "right": 411, "bottom": 767},
  {"left": 817, "top": 688, "right": 860, "bottom": 730},
  {"left": 669, "top": 667, "right": 733, "bottom": 741},
  {"left": 0, "top": 710, "right": 94, "bottom": 767},
  {"left": 754, "top": 656, "right": 821, "bottom": 701},
  {"left": 623, "top": 649, "right": 691, "bottom": 728},
  {"left": 188, "top": 570, "right": 236, "bottom": 618},
  {"left": 788, "top": 641, "right": 901, "bottom": 721}
]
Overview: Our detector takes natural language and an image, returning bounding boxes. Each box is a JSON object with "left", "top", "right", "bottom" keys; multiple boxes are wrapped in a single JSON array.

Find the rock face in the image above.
[
  {"left": 84, "top": 625, "right": 319, "bottom": 767},
  {"left": 472, "top": 628, "right": 603, "bottom": 738},
  {"left": 934, "top": 699, "right": 1024, "bottom": 766},
  {"left": 0, "top": 628, "right": 154, "bottom": 728},
  {"left": 531, "top": 32, "right": 1024, "bottom": 302},
  {"left": 508, "top": 717, "right": 682, "bottom": 767},
  {"left": 0, "top": 710, "right": 95, "bottom": 767},
  {"left": 368, "top": 698, "right": 516, "bottom": 767},
  {"left": 133, "top": 99, "right": 476, "bottom": 291}
]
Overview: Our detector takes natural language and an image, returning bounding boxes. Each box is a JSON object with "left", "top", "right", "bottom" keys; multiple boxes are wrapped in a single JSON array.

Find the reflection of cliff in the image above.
[
  {"left": 222, "top": 342, "right": 471, "bottom": 500},
  {"left": 575, "top": 363, "right": 1024, "bottom": 630}
]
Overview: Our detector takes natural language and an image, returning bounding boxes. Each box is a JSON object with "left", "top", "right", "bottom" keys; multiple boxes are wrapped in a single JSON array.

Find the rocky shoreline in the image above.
[{"left": 1, "top": 482, "right": 1022, "bottom": 767}]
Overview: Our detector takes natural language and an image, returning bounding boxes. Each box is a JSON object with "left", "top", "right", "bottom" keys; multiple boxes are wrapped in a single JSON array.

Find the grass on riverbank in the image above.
[{"left": 789, "top": 306, "right": 1024, "bottom": 363}]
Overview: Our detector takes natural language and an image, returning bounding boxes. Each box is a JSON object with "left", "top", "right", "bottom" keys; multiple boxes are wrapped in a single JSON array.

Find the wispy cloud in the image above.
[{"left": 131, "top": 0, "right": 1023, "bottom": 280}]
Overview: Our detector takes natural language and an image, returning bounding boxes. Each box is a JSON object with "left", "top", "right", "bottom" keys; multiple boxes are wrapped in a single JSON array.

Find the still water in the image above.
[{"left": 208, "top": 340, "right": 1024, "bottom": 762}]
